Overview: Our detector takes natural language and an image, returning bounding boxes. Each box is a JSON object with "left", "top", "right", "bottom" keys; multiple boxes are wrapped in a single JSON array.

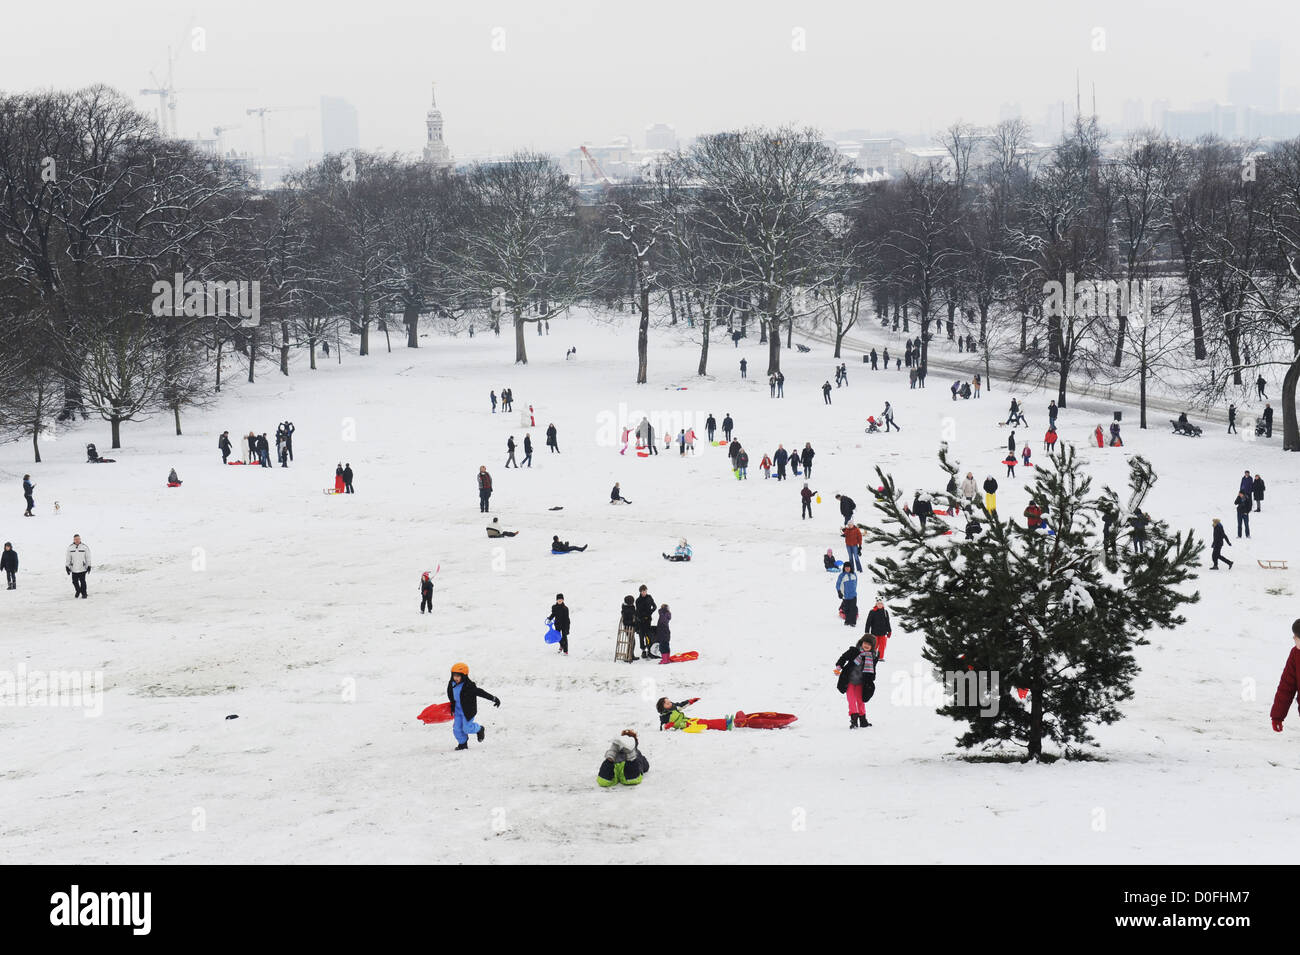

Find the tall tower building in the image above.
[
  {"left": 423, "top": 83, "right": 453, "bottom": 169},
  {"left": 321, "top": 96, "right": 359, "bottom": 154}
]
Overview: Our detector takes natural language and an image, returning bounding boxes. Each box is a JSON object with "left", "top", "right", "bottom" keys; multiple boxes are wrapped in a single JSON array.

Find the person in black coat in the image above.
[
  {"left": 1, "top": 542, "right": 17, "bottom": 589},
  {"left": 1263, "top": 403, "right": 1274, "bottom": 438},
  {"left": 218, "top": 431, "right": 233, "bottom": 464},
  {"left": 505, "top": 436, "right": 518, "bottom": 468},
  {"left": 420, "top": 572, "right": 434, "bottom": 613},
  {"left": 801, "top": 443, "right": 815, "bottom": 478},
  {"left": 1252, "top": 474, "right": 1265, "bottom": 512},
  {"left": 722, "top": 414, "right": 734, "bottom": 441},
  {"left": 343, "top": 463, "right": 354, "bottom": 493},
  {"left": 547, "top": 593, "right": 571, "bottom": 655},
  {"left": 1210, "top": 518, "right": 1233, "bottom": 570},
  {"left": 836, "top": 493, "right": 856, "bottom": 525},
  {"left": 706, "top": 414, "right": 717, "bottom": 442},
  {"left": 1227, "top": 404, "right": 1237, "bottom": 434},
  {"left": 257, "top": 433, "right": 271, "bottom": 467},
  {"left": 551, "top": 536, "right": 587, "bottom": 553},
  {"left": 836, "top": 635, "right": 878, "bottom": 728},
  {"left": 1234, "top": 492, "right": 1251, "bottom": 539},
  {"left": 546, "top": 423, "right": 560, "bottom": 453},
  {"left": 773, "top": 446, "right": 789, "bottom": 481},
  {"left": 634, "top": 585, "right": 658, "bottom": 658},
  {"left": 23, "top": 475, "right": 35, "bottom": 516},
  {"left": 522, "top": 433, "right": 533, "bottom": 468}
]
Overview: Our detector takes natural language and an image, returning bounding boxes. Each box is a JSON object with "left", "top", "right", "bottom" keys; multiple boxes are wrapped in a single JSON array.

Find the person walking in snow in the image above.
[
  {"left": 1044, "top": 425, "right": 1058, "bottom": 455},
  {"left": 685, "top": 428, "right": 697, "bottom": 453},
  {"left": 1269, "top": 619, "right": 1300, "bottom": 734},
  {"left": 760, "top": 452, "right": 773, "bottom": 479},
  {"left": 1210, "top": 518, "right": 1233, "bottom": 570},
  {"left": 881, "top": 402, "right": 899, "bottom": 432},
  {"left": 490, "top": 391, "right": 498, "bottom": 413},
  {"left": 23, "top": 474, "right": 35, "bottom": 517},
  {"left": 65, "top": 533, "right": 91, "bottom": 598},
  {"left": 740, "top": 357, "right": 747, "bottom": 379},
  {"left": 1129, "top": 511, "right": 1151, "bottom": 553},
  {"left": 678, "top": 429, "right": 686, "bottom": 455},
  {"left": 706, "top": 414, "right": 717, "bottom": 443},
  {"left": 1047, "top": 400, "right": 1058, "bottom": 429},
  {"left": 1, "top": 542, "right": 17, "bottom": 590},
  {"left": 777, "top": 372, "right": 785, "bottom": 397},
  {"left": 1021, "top": 445, "right": 1031, "bottom": 468},
  {"left": 973, "top": 373, "right": 981, "bottom": 398},
  {"left": 773, "top": 444, "right": 789, "bottom": 482},
  {"left": 1008, "top": 431, "right": 1017, "bottom": 456},
  {"left": 420, "top": 571, "right": 434, "bottom": 613},
  {"left": 842, "top": 521, "right": 864, "bottom": 572},
  {"left": 735, "top": 448, "right": 749, "bottom": 479},
  {"left": 1257, "top": 374, "right": 1268, "bottom": 400},
  {"left": 522, "top": 433, "right": 533, "bottom": 468},
  {"left": 343, "top": 463, "right": 354, "bottom": 493},
  {"left": 823, "top": 381, "right": 833, "bottom": 404},
  {"left": 836, "top": 493, "right": 857, "bottom": 525},
  {"left": 835, "top": 634, "right": 878, "bottom": 728},
  {"left": 218, "top": 431, "right": 233, "bottom": 464},
  {"left": 790, "top": 448, "right": 801, "bottom": 476},
  {"left": 722, "top": 414, "right": 734, "bottom": 442},
  {"left": 801, "top": 483, "right": 816, "bottom": 520},
  {"left": 1252, "top": 474, "right": 1265, "bottom": 512},
  {"left": 960, "top": 472, "right": 977, "bottom": 506},
  {"left": 1003, "top": 453, "right": 1017, "bottom": 478},
  {"left": 836, "top": 562, "right": 860, "bottom": 627},
  {"left": 446, "top": 662, "right": 501, "bottom": 751},
  {"left": 505, "top": 435, "right": 518, "bottom": 468},
  {"left": 801, "top": 443, "right": 815, "bottom": 478},
  {"left": 1263, "top": 403, "right": 1274, "bottom": 438},
  {"left": 912, "top": 492, "right": 934, "bottom": 531},
  {"left": 1235, "top": 490, "right": 1252, "bottom": 539},
  {"left": 477, "top": 466, "right": 493, "bottom": 513},
  {"left": 1227, "top": 403, "right": 1237, "bottom": 434},
  {"left": 547, "top": 593, "right": 571, "bottom": 655},
  {"left": 865, "top": 596, "right": 892, "bottom": 661},
  {"left": 546, "top": 423, "right": 560, "bottom": 454}
]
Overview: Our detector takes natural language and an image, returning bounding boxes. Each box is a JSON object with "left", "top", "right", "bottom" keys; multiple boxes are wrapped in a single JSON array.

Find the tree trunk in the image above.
[
  {"left": 174, "top": 402, "right": 182, "bottom": 436},
  {"left": 360, "top": 293, "right": 370, "bottom": 357},
  {"left": 637, "top": 287, "right": 650, "bottom": 384},
  {"left": 247, "top": 327, "right": 256, "bottom": 383},
  {"left": 32, "top": 429, "right": 41, "bottom": 464},
  {"left": 1028, "top": 630, "right": 1043, "bottom": 761},
  {"left": 1283, "top": 329, "right": 1300, "bottom": 452},
  {"left": 383, "top": 318, "right": 391, "bottom": 353},
  {"left": 110, "top": 415, "right": 122, "bottom": 450},
  {"left": 786, "top": 314, "right": 793, "bottom": 349},
  {"left": 1187, "top": 275, "right": 1206, "bottom": 361},
  {"left": 514, "top": 310, "right": 528, "bottom": 364},
  {"left": 978, "top": 301, "right": 988, "bottom": 345},
  {"left": 406, "top": 305, "right": 419, "bottom": 348},
  {"left": 1112, "top": 315, "right": 1127, "bottom": 368},
  {"left": 668, "top": 288, "right": 677, "bottom": 326},
  {"left": 215, "top": 336, "right": 223, "bottom": 393},
  {"left": 310, "top": 341, "right": 317, "bottom": 370},
  {"left": 946, "top": 299, "right": 955, "bottom": 339},
  {"left": 697, "top": 314, "right": 711, "bottom": 375},
  {"left": 1020, "top": 309, "right": 1029, "bottom": 353},
  {"left": 280, "top": 320, "right": 291, "bottom": 375}
]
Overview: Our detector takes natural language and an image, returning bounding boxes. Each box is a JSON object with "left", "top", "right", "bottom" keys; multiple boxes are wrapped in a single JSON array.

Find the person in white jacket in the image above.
[
  {"left": 959, "top": 472, "right": 977, "bottom": 504},
  {"left": 65, "top": 534, "right": 91, "bottom": 598}
]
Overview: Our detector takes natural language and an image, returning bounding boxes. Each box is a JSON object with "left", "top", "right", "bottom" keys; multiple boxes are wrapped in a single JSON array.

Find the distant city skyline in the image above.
[{"left": 3, "top": 0, "right": 1298, "bottom": 162}]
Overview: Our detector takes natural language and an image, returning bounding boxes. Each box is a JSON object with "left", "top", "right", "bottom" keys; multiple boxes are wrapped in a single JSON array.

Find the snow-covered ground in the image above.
[{"left": 0, "top": 312, "right": 1294, "bottom": 864}]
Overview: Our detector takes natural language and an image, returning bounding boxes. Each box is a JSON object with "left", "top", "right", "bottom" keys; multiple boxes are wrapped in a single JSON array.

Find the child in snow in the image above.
[
  {"left": 760, "top": 453, "right": 773, "bottom": 479},
  {"left": 446, "top": 663, "right": 501, "bottom": 751},
  {"left": 547, "top": 593, "right": 570, "bottom": 655},
  {"left": 167, "top": 468, "right": 182, "bottom": 486},
  {"left": 663, "top": 539, "right": 693, "bottom": 562},
  {"left": 552, "top": 536, "right": 588, "bottom": 553},
  {"left": 836, "top": 563, "right": 860, "bottom": 627},
  {"left": 824, "top": 549, "right": 840, "bottom": 572},
  {"left": 1021, "top": 446, "right": 1031, "bottom": 467},
  {"left": 610, "top": 482, "right": 632, "bottom": 504},
  {"left": 1003, "top": 455, "right": 1017, "bottom": 478},
  {"left": 620, "top": 427, "right": 630, "bottom": 455},
  {"left": 657, "top": 697, "right": 732, "bottom": 732},
  {"left": 835, "top": 634, "right": 878, "bottom": 728},
  {"left": 983, "top": 475, "right": 998, "bottom": 512},
  {"left": 1, "top": 542, "right": 17, "bottom": 590},
  {"left": 619, "top": 596, "right": 638, "bottom": 659},
  {"left": 1270, "top": 619, "right": 1300, "bottom": 733},
  {"left": 654, "top": 604, "right": 672, "bottom": 661},
  {"left": 420, "top": 572, "right": 434, "bottom": 614},
  {"left": 597, "top": 730, "right": 650, "bottom": 787}
]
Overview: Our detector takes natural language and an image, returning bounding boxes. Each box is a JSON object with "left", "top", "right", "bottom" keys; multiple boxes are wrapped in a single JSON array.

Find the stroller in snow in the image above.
[
  {"left": 86, "top": 443, "right": 116, "bottom": 464},
  {"left": 864, "top": 416, "right": 881, "bottom": 434},
  {"left": 1170, "top": 415, "right": 1202, "bottom": 437}
]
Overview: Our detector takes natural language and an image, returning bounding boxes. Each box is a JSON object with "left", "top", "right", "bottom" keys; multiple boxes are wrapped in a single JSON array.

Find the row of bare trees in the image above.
[{"left": 7, "top": 86, "right": 1300, "bottom": 456}]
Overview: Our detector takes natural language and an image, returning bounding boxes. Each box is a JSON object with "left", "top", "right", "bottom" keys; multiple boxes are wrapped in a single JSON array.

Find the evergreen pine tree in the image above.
[{"left": 866, "top": 443, "right": 1202, "bottom": 761}]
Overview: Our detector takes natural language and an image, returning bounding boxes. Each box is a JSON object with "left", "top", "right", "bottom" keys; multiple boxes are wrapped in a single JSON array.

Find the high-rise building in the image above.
[
  {"left": 422, "top": 83, "right": 453, "bottom": 169},
  {"left": 321, "top": 96, "right": 359, "bottom": 154},
  {"left": 1122, "top": 99, "right": 1146, "bottom": 132}
]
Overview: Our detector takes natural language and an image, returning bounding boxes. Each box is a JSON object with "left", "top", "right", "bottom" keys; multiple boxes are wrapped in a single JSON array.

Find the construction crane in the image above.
[
  {"left": 213, "top": 124, "right": 241, "bottom": 154},
  {"left": 580, "top": 145, "right": 613, "bottom": 185},
  {"left": 246, "top": 106, "right": 313, "bottom": 161}
]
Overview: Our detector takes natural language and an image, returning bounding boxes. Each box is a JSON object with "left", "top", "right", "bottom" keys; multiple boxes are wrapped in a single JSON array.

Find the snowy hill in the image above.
[{"left": 0, "top": 312, "right": 1294, "bottom": 864}]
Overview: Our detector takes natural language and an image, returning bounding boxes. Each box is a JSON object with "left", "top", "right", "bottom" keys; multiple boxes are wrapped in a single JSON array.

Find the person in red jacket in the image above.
[
  {"left": 1270, "top": 618, "right": 1300, "bottom": 733},
  {"left": 841, "top": 522, "right": 864, "bottom": 572}
]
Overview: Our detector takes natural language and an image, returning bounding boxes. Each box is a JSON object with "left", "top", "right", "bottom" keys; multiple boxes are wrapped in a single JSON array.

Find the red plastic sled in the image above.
[
  {"left": 323, "top": 488, "right": 343, "bottom": 495},
  {"left": 665, "top": 651, "right": 699, "bottom": 663},
  {"left": 734, "top": 710, "right": 797, "bottom": 729},
  {"left": 166, "top": 482, "right": 181, "bottom": 487},
  {"left": 227, "top": 461, "right": 248, "bottom": 465},
  {"left": 418, "top": 702, "right": 453, "bottom": 724}
]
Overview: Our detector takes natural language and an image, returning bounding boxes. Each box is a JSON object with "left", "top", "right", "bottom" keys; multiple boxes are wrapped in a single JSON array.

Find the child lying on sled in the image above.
[{"left": 657, "top": 697, "right": 732, "bottom": 732}]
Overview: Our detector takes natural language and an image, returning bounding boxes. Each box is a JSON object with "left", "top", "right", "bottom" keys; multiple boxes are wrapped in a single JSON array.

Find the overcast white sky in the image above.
[{"left": 3, "top": 0, "right": 1296, "bottom": 158}]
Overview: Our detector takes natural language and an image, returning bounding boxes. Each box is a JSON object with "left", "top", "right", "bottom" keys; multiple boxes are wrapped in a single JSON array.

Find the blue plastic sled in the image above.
[
  {"left": 544, "top": 621, "right": 563, "bottom": 644},
  {"left": 824, "top": 561, "right": 843, "bottom": 572}
]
